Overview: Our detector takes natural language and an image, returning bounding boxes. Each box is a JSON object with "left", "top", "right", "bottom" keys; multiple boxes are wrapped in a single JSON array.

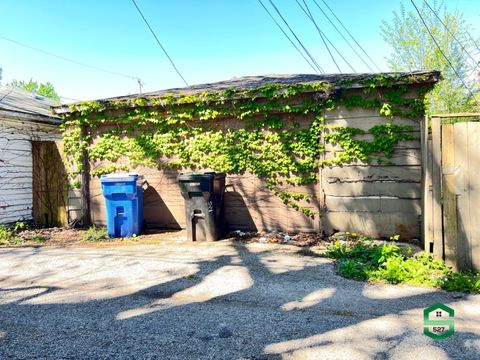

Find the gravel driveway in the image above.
[{"left": 0, "top": 240, "right": 479, "bottom": 359}]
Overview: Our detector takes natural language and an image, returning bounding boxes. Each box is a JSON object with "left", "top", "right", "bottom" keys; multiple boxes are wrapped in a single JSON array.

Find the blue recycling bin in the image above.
[{"left": 100, "top": 174, "right": 143, "bottom": 237}]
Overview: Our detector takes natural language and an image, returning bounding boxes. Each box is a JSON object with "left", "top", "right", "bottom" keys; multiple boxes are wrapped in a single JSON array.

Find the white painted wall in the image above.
[{"left": 0, "top": 119, "right": 59, "bottom": 224}]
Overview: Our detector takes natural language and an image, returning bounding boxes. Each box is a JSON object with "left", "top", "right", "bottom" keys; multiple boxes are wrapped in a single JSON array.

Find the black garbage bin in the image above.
[{"left": 178, "top": 172, "right": 226, "bottom": 242}]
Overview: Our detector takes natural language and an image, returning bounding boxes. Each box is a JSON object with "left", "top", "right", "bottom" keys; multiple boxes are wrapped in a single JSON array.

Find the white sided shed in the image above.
[{"left": 0, "top": 86, "right": 61, "bottom": 224}]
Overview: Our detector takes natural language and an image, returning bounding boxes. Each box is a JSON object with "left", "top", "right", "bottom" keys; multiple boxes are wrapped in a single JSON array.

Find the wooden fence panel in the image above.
[
  {"left": 425, "top": 115, "right": 480, "bottom": 271},
  {"left": 442, "top": 124, "right": 458, "bottom": 269},
  {"left": 453, "top": 122, "right": 471, "bottom": 270},
  {"left": 431, "top": 116, "right": 444, "bottom": 260},
  {"left": 466, "top": 122, "right": 480, "bottom": 270},
  {"left": 422, "top": 115, "right": 434, "bottom": 253}
]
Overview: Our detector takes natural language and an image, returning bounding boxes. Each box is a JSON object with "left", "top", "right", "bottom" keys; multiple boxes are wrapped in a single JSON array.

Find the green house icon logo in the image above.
[{"left": 423, "top": 303, "right": 455, "bottom": 340}]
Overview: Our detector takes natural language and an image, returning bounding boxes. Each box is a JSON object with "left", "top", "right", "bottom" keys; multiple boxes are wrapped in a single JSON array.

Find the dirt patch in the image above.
[
  {"left": 228, "top": 230, "right": 330, "bottom": 247},
  {"left": 1, "top": 227, "right": 188, "bottom": 248},
  {"left": 1, "top": 227, "right": 419, "bottom": 256},
  {"left": 2, "top": 223, "right": 331, "bottom": 249}
]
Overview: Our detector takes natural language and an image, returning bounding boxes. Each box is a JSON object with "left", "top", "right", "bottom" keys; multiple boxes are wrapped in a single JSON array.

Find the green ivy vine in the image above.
[{"left": 60, "top": 74, "right": 431, "bottom": 218}]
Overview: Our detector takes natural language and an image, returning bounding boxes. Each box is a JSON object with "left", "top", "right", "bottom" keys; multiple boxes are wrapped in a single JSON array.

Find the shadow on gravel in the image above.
[{"left": 0, "top": 244, "right": 478, "bottom": 359}]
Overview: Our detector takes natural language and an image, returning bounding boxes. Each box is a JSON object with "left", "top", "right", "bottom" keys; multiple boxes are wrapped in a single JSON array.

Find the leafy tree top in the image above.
[
  {"left": 381, "top": 0, "right": 479, "bottom": 113},
  {"left": 10, "top": 78, "right": 60, "bottom": 103}
]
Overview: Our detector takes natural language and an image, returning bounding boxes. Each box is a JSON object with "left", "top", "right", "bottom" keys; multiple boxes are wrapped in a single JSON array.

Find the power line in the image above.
[
  {"left": 423, "top": 0, "right": 479, "bottom": 70},
  {"left": 257, "top": 0, "right": 319, "bottom": 73},
  {"left": 0, "top": 34, "right": 144, "bottom": 84},
  {"left": 322, "top": 28, "right": 357, "bottom": 73},
  {"left": 298, "top": 0, "right": 357, "bottom": 73},
  {"left": 465, "top": 29, "right": 480, "bottom": 55},
  {"left": 130, "top": 0, "right": 189, "bottom": 87},
  {"left": 319, "top": 0, "right": 381, "bottom": 71},
  {"left": 296, "top": 0, "right": 341, "bottom": 72},
  {"left": 310, "top": 0, "right": 374, "bottom": 72},
  {"left": 0, "top": 87, "right": 14, "bottom": 103},
  {"left": 267, "top": 0, "right": 324, "bottom": 73},
  {"left": 410, "top": 0, "right": 475, "bottom": 98},
  {"left": 59, "top": 95, "right": 81, "bottom": 102}
]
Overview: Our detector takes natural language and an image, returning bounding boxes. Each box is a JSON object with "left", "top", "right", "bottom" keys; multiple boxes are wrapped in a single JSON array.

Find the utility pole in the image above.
[{"left": 136, "top": 78, "right": 144, "bottom": 93}]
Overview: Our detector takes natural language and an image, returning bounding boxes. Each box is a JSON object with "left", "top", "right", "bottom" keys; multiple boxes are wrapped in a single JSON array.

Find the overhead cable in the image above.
[
  {"left": 298, "top": 0, "right": 356, "bottom": 72},
  {"left": 296, "top": 0, "right": 341, "bottom": 72},
  {"left": 423, "top": 0, "right": 479, "bottom": 69},
  {"left": 267, "top": 0, "right": 324, "bottom": 73},
  {"left": 410, "top": 0, "right": 475, "bottom": 98},
  {"left": 319, "top": 0, "right": 381, "bottom": 71},
  {"left": 130, "top": 0, "right": 189, "bottom": 86},
  {"left": 310, "top": 0, "right": 374, "bottom": 72},
  {"left": 0, "top": 34, "right": 144, "bottom": 84},
  {"left": 257, "top": 0, "right": 319, "bottom": 73},
  {"left": 465, "top": 29, "right": 480, "bottom": 55}
]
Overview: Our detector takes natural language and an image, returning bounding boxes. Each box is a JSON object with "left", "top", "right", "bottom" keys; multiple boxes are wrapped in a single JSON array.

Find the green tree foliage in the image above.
[
  {"left": 381, "top": 1, "right": 479, "bottom": 113},
  {"left": 10, "top": 78, "right": 60, "bottom": 102}
]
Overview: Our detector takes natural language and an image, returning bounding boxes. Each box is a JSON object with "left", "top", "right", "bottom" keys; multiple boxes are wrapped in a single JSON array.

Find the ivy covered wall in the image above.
[{"left": 57, "top": 71, "right": 439, "bottom": 237}]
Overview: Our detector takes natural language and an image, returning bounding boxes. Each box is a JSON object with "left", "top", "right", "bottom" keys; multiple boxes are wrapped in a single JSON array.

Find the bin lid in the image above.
[
  {"left": 100, "top": 173, "right": 143, "bottom": 183},
  {"left": 178, "top": 172, "right": 225, "bottom": 181}
]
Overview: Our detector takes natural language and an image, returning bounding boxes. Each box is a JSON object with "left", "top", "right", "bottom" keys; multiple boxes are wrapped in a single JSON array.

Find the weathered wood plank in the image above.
[
  {"left": 323, "top": 165, "right": 421, "bottom": 183},
  {"left": 466, "top": 122, "right": 480, "bottom": 270},
  {"left": 325, "top": 197, "right": 421, "bottom": 213},
  {"left": 0, "top": 203, "right": 33, "bottom": 212},
  {"left": 0, "top": 150, "right": 32, "bottom": 162},
  {"left": 324, "top": 212, "right": 420, "bottom": 239},
  {"left": 442, "top": 124, "right": 458, "bottom": 270},
  {"left": 0, "top": 182, "right": 32, "bottom": 190},
  {"left": 422, "top": 115, "right": 434, "bottom": 253},
  {"left": 0, "top": 140, "right": 32, "bottom": 151},
  {"left": 325, "top": 149, "right": 421, "bottom": 166},
  {"left": 0, "top": 214, "right": 32, "bottom": 223},
  {"left": 0, "top": 171, "right": 32, "bottom": 178},
  {"left": 323, "top": 182, "right": 420, "bottom": 198},
  {"left": 431, "top": 116, "right": 444, "bottom": 260},
  {"left": 325, "top": 137, "right": 420, "bottom": 152},
  {"left": 0, "top": 194, "right": 32, "bottom": 203},
  {"left": 0, "top": 118, "right": 60, "bottom": 140},
  {"left": 0, "top": 123, "right": 33, "bottom": 224},
  {"left": 324, "top": 107, "right": 420, "bottom": 131},
  {"left": 453, "top": 122, "right": 471, "bottom": 270}
]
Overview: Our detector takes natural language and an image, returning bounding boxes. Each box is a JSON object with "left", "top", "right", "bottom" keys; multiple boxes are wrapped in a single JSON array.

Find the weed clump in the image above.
[
  {"left": 83, "top": 225, "right": 109, "bottom": 242},
  {"left": 326, "top": 233, "right": 480, "bottom": 294}
]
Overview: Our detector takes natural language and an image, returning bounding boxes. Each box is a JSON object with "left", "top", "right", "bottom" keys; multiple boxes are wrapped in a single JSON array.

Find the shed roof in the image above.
[
  {"left": 0, "top": 86, "right": 60, "bottom": 124},
  {"left": 54, "top": 70, "right": 440, "bottom": 114}
]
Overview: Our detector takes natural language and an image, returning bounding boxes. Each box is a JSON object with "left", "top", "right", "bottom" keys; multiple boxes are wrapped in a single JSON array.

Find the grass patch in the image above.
[
  {"left": 0, "top": 223, "right": 25, "bottom": 245},
  {"left": 0, "top": 226, "right": 15, "bottom": 245},
  {"left": 326, "top": 235, "right": 480, "bottom": 294},
  {"left": 31, "top": 235, "right": 47, "bottom": 243},
  {"left": 83, "top": 225, "right": 109, "bottom": 242}
]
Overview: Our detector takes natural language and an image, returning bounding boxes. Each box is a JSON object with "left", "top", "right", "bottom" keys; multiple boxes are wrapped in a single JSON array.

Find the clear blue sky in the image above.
[{"left": 0, "top": 0, "right": 478, "bottom": 101}]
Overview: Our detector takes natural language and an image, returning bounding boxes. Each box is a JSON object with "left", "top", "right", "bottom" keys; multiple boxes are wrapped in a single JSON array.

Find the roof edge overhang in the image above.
[
  {"left": 53, "top": 70, "right": 441, "bottom": 116},
  {"left": 0, "top": 108, "right": 61, "bottom": 125}
]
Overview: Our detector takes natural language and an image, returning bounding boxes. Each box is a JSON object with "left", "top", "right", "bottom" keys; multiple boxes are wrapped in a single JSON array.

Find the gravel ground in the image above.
[{"left": 0, "top": 240, "right": 478, "bottom": 359}]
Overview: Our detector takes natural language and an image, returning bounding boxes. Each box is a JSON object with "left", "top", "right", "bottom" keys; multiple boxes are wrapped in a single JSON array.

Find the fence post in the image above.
[
  {"left": 430, "top": 116, "right": 444, "bottom": 261},
  {"left": 441, "top": 123, "right": 458, "bottom": 270},
  {"left": 422, "top": 115, "right": 433, "bottom": 252}
]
